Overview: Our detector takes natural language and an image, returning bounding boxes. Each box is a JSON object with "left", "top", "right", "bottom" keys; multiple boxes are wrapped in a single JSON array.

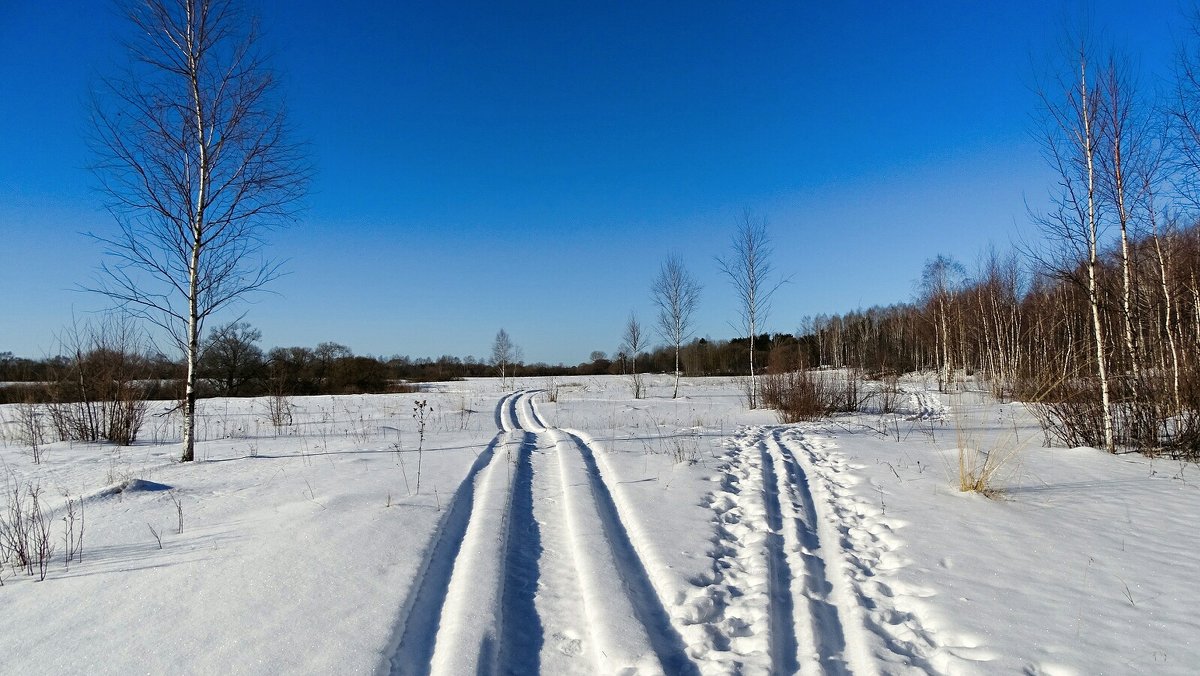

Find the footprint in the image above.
[
  {"left": 552, "top": 631, "right": 583, "bottom": 657},
  {"left": 680, "top": 591, "right": 723, "bottom": 624}
]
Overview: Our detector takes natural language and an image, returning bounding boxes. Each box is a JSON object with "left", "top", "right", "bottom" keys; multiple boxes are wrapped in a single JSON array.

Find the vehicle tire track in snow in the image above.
[
  {"left": 431, "top": 390, "right": 545, "bottom": 676},
  {"left": 496, "top": 430, "right": 544, "bottom": 674},
  {"left": 515, "top": 392, "right": 697, "bottom": 675},
  {"left": 901, "top": 387, "right": 946, "bottom": 421},
  {"left": 525, "top": 424, "right": 592, "bottom": 674},
  {"left": 559, "top": 428, "right": 699, "bottom": 675},
  {"left": 390, "top": 389, "right": 700, "bottom": 675},
  {"left": 385, "top": 391, "right": 518, "bottom": 676}
]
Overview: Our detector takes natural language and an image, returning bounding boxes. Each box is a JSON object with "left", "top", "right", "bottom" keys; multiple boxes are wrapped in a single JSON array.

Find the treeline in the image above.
[
  {"left": 782, "top": 219, "right": 1200, "bottom": 457},
  {"left": 0, "top": 320, "right": 797, "bottom": 405},
  {"left": 762, "top": 27, "right": 1200, "bottom": 459}
]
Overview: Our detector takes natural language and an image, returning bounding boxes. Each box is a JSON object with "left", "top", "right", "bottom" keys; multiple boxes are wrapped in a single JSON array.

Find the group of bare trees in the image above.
[
  {"left": 792, "top": 215, "right": 1200, "bottom": 457},
  {"left": 71, "top": 1, "right": 1200, "bottom": 465},
  {"left": 618, "top": 210, "right": 782, "bottom": 405},
  {"left": 1025, "top": 30, "right": 1200, "bottom": 455},
  {"left": 771, "top": 29, "right": 1200, "bottom": 459}
]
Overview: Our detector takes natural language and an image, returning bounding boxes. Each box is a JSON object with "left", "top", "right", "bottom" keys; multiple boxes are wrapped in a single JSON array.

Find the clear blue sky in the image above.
[{"left": 0, "top": 1, "right": 1186, "bottom": 364}]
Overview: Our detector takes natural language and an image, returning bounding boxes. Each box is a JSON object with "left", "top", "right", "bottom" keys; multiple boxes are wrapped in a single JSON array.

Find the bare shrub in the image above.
[
  {"left": 0, "top": 478, "right": 32, "bottom": 572},
  {"left": 15, "top": 399, "right": 46, "bottom": 463},
  {"left": 413, "top": 399, "right": 432, "bottom": 494},
  {"left": 667, "top": 435, "right": 700, "bottom": 464},
  {"left": 170, "top": 491, "right": 184, "bottom": 535},
  {"left": 760, "top": 359, "right": 862, "bottom": 420},
  {"left": 828, "top": 368, "right": 868, "bottom": 414},
  {"left": 265, "top": 391, "right": 294, "bottom": 429},
  {"left": 62, "top": 494, "right": 84, "bottom": 570},
  {"left": 760, "top": 369, "right": 833, "bottom": 423},
  {"left": 871, "top": 370, "right": 903, "bottom": 414},
  {"left": 105, "top": 396, "right": 147, "bottom": 446},
  {"left": 0, "top": 478, "right": 56, "bottom": 580},
  {"left": 45, "top": 317, "right": 151, "bottom": 446}
]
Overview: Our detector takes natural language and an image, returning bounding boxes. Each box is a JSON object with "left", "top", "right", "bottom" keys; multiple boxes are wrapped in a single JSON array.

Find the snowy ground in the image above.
[{"left": 1, "top": 375, "right": 1197, "bottom": 674}]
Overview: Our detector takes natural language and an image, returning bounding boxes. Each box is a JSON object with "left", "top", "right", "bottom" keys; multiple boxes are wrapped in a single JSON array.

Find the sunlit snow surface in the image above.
[{"left": 1, "top": 375, "right": 1197, "bottom": 674}]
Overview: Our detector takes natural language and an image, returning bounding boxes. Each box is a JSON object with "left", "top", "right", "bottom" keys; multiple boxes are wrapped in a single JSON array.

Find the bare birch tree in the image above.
[
  {"left": 1097, "top": 51, "right": 1160, "bottom": 405},
  {"left": 919, "top": 254, "right": 966, "bottom": 392},
  {"left": 622, "top": 312, "right": 646, "bottom": 398},
  {"left": 491, "top": 329, "right": 515, "bottom": 390},
  {"left": 89, "top": 0, "right": 309, "bottom": 461},
  {"left": 652, "top": 255, "right": 701, "bottom": 399},
  {"left": 1172, "top": 6, "right": 1200, "bottom": 210},
  {"left": 717, "top": 210, "right": 783, "bottom": 409},
  {"left": 1034, "top": 35, "right": 1115, "bottom": 451}
]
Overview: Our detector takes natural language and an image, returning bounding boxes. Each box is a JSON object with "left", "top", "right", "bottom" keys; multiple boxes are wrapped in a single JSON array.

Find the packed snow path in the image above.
[
  {"left": 384, "top": 390, "right": 897, "bottom": 675},
  {"left": 693, "top": 427, "right": 880, "bottom": 675},
  {"left": 385, "top": 390, "right": 695, "bottom": 675}
]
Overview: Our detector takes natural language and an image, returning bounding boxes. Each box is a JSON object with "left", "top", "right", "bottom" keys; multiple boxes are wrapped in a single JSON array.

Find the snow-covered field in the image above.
[{"left": 1, "top": 375, "right": 1197, "bottom": 674}]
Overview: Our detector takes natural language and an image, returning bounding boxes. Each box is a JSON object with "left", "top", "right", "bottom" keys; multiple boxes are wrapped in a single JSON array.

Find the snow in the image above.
[{"left": 1, "top": 376, "right": 1197, "bottom": 674}]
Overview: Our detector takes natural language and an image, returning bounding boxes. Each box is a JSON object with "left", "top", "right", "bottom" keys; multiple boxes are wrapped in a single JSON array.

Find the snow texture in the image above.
[{"left": 0, "top": 376, "right": 1197, "bottom": 674}]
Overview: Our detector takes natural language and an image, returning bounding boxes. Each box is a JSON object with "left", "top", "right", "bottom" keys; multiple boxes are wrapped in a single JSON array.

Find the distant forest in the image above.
[{"left": 0, "top": 321, "right": 801, "bottom": 404}]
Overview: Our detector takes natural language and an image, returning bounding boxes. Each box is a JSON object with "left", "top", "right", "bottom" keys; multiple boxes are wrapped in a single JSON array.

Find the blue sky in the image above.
[{"left": 0, "top": 1, "right": 1186, "bottom": 364}]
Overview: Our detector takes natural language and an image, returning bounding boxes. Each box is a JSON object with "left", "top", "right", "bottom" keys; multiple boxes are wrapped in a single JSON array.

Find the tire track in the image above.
[
  {"left": 388, "top": 389, "right": 701, "bottom": 675},
  {"left": 517, "top": 392, "right": 698, "bottom": 675},
  {"left": 496, "top": 430, "right": 543, "bottom": 674},
  {"left": 565, "top": 429, "right": 698, "bottom": 675},
  {"left": 385, "top": 391, "right": 518, "bottom": 676}
]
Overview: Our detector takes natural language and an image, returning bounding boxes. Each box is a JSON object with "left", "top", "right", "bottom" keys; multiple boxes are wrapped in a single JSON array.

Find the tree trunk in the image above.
[
  {"left": 181, "top": 21, "right": 210, "bottom": 463},
  {"left": 1082, "top": 62, "right": 1115, "bottom": 452},
  {"left": 182, "top": 241, "right": 200, "bottom": 462},
  {"left": 748, "top": 319, "right": 757, "bottom": 409},
  {"left": 1152, "top": 232, "right": 1182, "bottom": 414},
  {"left": 672, "top": 346, "right": 681, "bottom": 399}
]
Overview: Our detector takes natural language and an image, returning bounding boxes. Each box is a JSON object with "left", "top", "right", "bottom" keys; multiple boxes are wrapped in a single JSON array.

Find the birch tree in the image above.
[
  {"left": 622, "top": 312, "right": 647, "bottom": 399},
  {"left": 717, "top": 211, "right": 782, "bottom": 409},
  {"left": 90, "top": 0, "right": 308, "bottom": 461},
  {"left": 651, "top": 255, "right": 701, "bottom": 399},
  {"left": 919, "top": 254, "right": 966, "bottom": 392},
  {"left": 491, "top": 329, "right": 515, "bottom": 390},
  {"left": 1097, "top": 52, "right": 1158, "bottom": 403},
  {"left": 1035, "top": 35, "right": 1115, "bottom": 452}
]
